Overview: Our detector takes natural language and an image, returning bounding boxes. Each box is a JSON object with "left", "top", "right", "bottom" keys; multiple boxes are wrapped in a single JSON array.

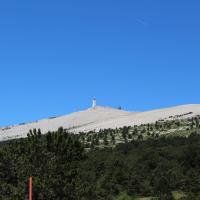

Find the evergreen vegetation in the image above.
[{"left": 1, "top": 116, "right": 200, "bottom": 199}]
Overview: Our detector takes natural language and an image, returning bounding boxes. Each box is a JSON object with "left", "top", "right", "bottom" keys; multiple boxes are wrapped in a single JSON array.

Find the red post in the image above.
[{"left": 29, "top": 177, "right": 32, "bottom": 200}]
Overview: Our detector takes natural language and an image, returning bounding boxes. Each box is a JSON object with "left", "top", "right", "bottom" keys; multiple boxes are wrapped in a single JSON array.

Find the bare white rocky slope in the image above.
[{"left": 0, "top": 104, "right": 200, "bottom": 141}]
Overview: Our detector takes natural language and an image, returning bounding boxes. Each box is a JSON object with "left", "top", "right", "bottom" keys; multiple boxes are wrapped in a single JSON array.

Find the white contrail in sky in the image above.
[{"left": 136, "top": 18, "right": 149, "bottom": 27}]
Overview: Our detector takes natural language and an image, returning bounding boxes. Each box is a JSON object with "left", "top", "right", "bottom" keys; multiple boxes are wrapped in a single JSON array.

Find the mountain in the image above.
[{"left": 1, "top": 104, "right": 200, "bottom": 141}]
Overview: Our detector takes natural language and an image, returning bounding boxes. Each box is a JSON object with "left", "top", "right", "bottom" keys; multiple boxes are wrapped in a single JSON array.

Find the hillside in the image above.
[
  {"left": 0, "top": 104, "right": 200, "bottom": 141},
  {"left": 1, "top": 127, "right": 200, "bottom": 199},
  {"left": 1, "top": 104, "right": 200, "bottom": 199}
]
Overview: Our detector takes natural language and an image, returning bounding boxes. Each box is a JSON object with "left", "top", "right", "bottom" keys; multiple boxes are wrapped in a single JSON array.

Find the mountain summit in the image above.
[{"left": 1, "top": 104, "right": 200, "bottom": 141}]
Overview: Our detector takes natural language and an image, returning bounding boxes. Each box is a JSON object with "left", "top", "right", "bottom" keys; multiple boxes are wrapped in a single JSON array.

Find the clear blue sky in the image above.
[{"left": 0, "top": 0, "right": 200, "bottom": 126}]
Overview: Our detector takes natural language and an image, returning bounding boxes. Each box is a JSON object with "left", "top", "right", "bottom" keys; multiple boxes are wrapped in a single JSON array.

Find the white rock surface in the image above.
[{"left": 0, "top": 104, "right": 200, "bottom": 141}]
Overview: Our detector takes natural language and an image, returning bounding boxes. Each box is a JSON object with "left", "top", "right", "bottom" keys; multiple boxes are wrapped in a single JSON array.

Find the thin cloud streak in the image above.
[{"left": 136, "top": 18, "right": 149, "bottom": 27}]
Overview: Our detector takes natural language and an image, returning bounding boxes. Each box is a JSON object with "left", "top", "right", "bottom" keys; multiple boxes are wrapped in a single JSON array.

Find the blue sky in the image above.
[{"left": 0, "top": 0, "right": 200, "bottom": 126}]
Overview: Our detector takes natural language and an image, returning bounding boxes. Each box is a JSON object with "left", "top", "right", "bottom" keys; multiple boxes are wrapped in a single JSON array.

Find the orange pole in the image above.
[{"left": 29, "top": 177, "right": 32, "bottom": 200}]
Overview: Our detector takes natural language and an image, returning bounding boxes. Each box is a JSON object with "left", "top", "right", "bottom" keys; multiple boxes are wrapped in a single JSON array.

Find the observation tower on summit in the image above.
[{"left": 92, "top": 97, "right": 97, "bottom": 108}]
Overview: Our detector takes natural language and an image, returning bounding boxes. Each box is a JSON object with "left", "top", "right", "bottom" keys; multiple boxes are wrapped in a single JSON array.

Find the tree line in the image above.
[{"left": 0, "top": 127, "right": 200, "bottom": 199}]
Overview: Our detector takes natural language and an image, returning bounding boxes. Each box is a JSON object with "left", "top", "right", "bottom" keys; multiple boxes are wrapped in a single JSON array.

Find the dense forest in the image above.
[{"left": 1, "top": 123, "right": 200, "bottom": 199}]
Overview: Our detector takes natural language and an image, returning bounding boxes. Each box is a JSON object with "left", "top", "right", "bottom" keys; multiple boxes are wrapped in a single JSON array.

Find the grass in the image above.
[
  {"left": 172, "top": 191, "right": 187, "bottom": 200},
  {"left": 114, "top": 191, "right": 187, "bottom": 200},
  {"left": 135, "top": 198, "right": 157, "bottom": 200},
  {"left": 113, "top": 192, "right": 157, "bottom": 200},
  {"left": 113, "top": 192, "right": 133, "bottom": 200}
]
